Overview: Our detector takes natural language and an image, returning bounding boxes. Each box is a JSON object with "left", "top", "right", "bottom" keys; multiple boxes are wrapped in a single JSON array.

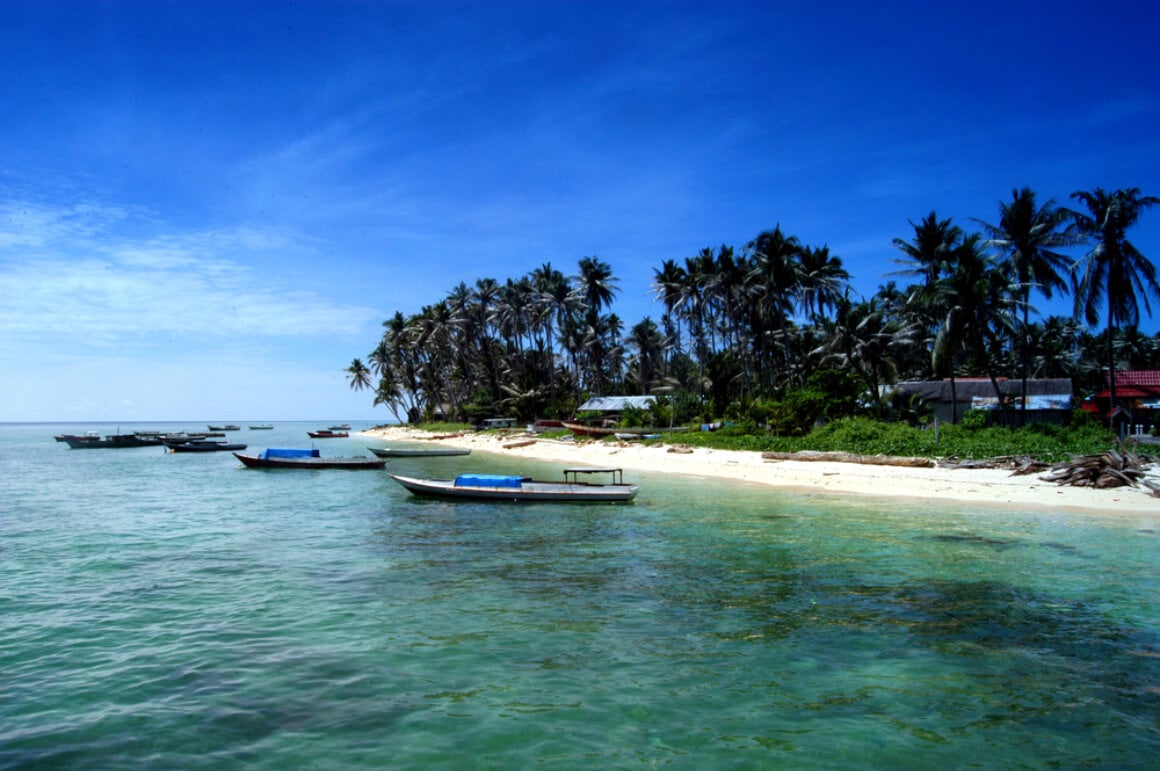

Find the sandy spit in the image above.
[{"left": 362, "top": 426, "right": 1160, "bottom": 516}]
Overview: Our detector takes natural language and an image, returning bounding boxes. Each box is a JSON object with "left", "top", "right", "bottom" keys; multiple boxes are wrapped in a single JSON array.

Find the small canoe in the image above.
[
  {"left": 367, "top": 446, "right": 471, "bottom": 458},
  {"left": 390, "top": 468, "right": 638, "bottom": 502},
  {"left": 234, "top": 448, "right": 385, "bottom": 470}
]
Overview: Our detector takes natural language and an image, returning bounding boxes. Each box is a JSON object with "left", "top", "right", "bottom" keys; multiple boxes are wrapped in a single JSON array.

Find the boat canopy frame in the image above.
[{"left": 562, "top": 467, "right": 626, "bottom": 485}]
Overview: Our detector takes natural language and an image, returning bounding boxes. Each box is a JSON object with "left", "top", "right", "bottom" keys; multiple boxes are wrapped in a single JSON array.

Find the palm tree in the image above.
[
  {"left": 747, "top": 225, "right": 804, "bottom": 390},
  {"left": 345, "top": 358, "right": 372, "bottom": 391},
  {"left": 574, "top": 257, "right": 619, "bottom": 396},
  {"left": 974, "top": 187, "right": 1076, "bottom": 423},
  {"left": 932, "top": 233, "right": 1016, "bottom": 420},
  {"left": 575, "top": 256, "right": 619, "bottom": 323},
  {"left": 1068, "top": 187, "right": 1160, "bottom": 418},
  {"left": 892, "top": 212, "right": 964, "bottom": 401},
  {"left": 797, "top": 245, "right": 850, "bottom": 322}
]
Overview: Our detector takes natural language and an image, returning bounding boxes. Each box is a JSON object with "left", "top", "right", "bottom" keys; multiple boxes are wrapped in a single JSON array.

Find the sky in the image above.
[{"left": 2, "top": 0, "right": 1158, "bottom": 422}]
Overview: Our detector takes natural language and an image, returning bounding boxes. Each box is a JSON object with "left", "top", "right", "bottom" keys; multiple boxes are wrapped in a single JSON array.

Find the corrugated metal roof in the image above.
[
  {"left": 893, "top": 378, "right": 1072, "bottom": 402},
  {"left": 578, "top": 396, "right": 657, "bottom": 412}
]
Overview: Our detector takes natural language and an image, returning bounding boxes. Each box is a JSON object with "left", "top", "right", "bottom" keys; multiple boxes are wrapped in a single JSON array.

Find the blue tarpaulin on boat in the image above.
[
  {"left": 262, "top": 448, "right": 321, "bottom": 459},
  {"left": 454, "top": 474, "right": 522, "bottom": 488}
]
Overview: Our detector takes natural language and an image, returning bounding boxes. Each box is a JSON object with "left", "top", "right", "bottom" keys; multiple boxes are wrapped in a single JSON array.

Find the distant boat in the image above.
[
  {"left": 234, "top": 448, "right": 385, "bottom": 470},
  {"left": 367, "top": 445, "right": 471, "bottom": 458},
  {"left": 167, "top": 440, "right": 248, "bottom": 453},
  {"left": 54, "top": 431, "right": 100, "bottom": 443},
  {"left": 208, "top": 424, "right": 241, "bottom": 431},
  {"left": 308, "top": 430, "right": 349, "bottom": 438},
  {"left": 248, "top": 425, "right": 274, "bottom": 430},
  {"left": 390, "top": 467, "right": 638, "bottom": 502},
  {"left": 62, "top": 432, "right": 164, "bottom": 449},
  {"left": 328, "top": 423, "right": 352, "bottom": 431}
]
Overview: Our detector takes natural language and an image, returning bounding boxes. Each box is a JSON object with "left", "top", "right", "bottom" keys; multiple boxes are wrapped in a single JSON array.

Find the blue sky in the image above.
[{"left": 2, "top": 0, "right": 1157, "bottom": 422}]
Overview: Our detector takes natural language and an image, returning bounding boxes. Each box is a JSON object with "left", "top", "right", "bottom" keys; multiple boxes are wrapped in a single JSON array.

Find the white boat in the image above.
[{"left": 390, "top": 467, "right": 638, "bottom": 502}]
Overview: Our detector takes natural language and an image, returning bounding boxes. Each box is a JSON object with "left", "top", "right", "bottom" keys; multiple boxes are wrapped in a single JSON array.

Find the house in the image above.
[
  {"left": 575, "top": 395, "right": 657, "bottom": 426},
  {"left": 892, "top": 378, "right": 1073, "bottom": 425},
  {"left": 480, "top": 417, "right": 519, "bottom": 429},
  {"left": 1085, "top": 370, "right": 1160, "bottom": 435}
]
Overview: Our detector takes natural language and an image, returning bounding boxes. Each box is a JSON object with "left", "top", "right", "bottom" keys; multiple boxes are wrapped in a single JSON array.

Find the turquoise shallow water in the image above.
[{"left": 2, "top": 422, "right": 1159, "bottom": 768}]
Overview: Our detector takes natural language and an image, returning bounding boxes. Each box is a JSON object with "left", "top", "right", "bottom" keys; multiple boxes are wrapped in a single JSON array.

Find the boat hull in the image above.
[
  {"left": 168, "top": 441, "right": 248, "bottom": 452},
  {"left": 308, "top": 431, "right": 349, "bottom": 438},
  {"left": 390, "top": 474, "right": 638, "bottom": 502},
  {"left": 63, "top": 434, "right": 162, "bottom": 449},
  {"left": 234, "top": 452, "right": 385, "bottom": 470}
]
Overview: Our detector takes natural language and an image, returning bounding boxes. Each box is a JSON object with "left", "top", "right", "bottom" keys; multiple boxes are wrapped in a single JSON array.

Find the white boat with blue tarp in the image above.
[
  {"left": 234, "top": 448, "right": 385, "bottom": 469},
  {"left": 389, "top": 467, "right": 638, "bottom": 502}
]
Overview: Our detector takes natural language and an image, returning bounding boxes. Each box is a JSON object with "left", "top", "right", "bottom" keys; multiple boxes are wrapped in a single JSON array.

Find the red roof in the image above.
[
  {"left": 1092, "top": 387, "right": 1160, "bottom": 399},
  {"left": 1108, "top": 370, "right": 1160, "bottom": 387}
]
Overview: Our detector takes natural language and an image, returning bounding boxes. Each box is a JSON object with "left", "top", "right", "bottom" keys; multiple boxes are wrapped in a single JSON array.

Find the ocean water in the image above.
[{"left": 2, "top": 421, "right": 1158, "bottom": 769}]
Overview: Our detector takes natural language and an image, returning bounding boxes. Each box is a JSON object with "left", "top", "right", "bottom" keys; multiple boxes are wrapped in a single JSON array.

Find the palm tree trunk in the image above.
[
  {"left": 1107, "top": 291, "right": 1117, "bottom": 430},
  {"left": 949, "top": 373, "right": 958, "bottom": 424},
  {"left": 1020, "top": 295, "right": 1029, "bottom": 428}
]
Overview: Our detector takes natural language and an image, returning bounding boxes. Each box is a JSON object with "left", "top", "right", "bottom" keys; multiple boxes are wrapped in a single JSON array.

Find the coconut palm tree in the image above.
[
  {"left": 1068, "top": 187, "right": 1160, "bottom": 416},
  {"left": 747, "top": 225, "right": 804, "bottom": 390},
  {"left": 345, "top": 358, "right": 372, "bottom": 391},
  {"left": 974, "top": 187, "right": 1076, "bottom": 423},
  {"left": 797, "top": 244, "right": 850, "bottom": 323}
]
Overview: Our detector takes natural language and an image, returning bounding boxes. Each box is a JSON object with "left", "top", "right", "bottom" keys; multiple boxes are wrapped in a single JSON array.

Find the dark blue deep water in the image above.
[{"left": 2, "top": 422, "right": 1158, "bottom": 768}]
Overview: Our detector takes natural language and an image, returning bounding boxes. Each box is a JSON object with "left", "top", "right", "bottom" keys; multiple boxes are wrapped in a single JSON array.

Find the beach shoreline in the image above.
[{"left": 363, "top": 426, "right": 1160, "bottom": 516}]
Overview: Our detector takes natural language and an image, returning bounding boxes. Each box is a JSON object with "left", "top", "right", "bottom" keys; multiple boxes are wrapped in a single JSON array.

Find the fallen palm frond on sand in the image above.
[{"left": 1038, "top": 444, "right": 1157, "bottom": 493}]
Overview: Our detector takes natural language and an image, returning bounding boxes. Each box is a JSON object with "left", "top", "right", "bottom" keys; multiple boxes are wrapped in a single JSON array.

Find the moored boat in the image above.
[
  {"left": 308, "top": 430, "right": 349, "bottom": 438},
  {"left": 62, "top": 432, "right": 164, "bottom": 449},
  {"left": 208, "top": 424, "right": 241, "bottom": 431},
  {"left": 54, "top": 431, "right": 100, "bottom": 443},
  {"left": 367, "top": 445, "right": 471, "bottom": 458},
  {"left": 328, "top": 423, "right": 352, "bottom": 431},
  {"left": 167, "top": 440, "right": 248, "bottom": 452},
  {"left": 248, "top": 424, "right": 274, "bottom": 430},
  {"left": 390, "top": 467, "right": 638, "bottom": 502},
  {"left": 234, "top": 448, "right": 385, "bottom": 469},
  {"left": 562, "top": 422, "right": 686, "bottom": 438}
]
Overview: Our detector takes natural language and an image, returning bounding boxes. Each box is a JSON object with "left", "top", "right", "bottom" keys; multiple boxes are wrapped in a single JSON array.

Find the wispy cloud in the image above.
[{"left": 0, "top": 199, "right": 381, "bottom": 353}]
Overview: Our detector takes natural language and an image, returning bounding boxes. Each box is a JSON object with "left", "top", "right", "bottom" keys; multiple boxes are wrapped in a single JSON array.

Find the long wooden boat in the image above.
[
  {"left": 563, "top": 422, "right": 688, "bottom": 439},
  {"left": 308, "top": 430, "right": 349, "bottom": 438},
  {"left": 367, "top": 445, "right": 471, "bottom": 458},
  {"left": 208, "top": 424, "right": 241, "bottom": 431},
  {"left": 390, "top": 467, "right": 638, "bottom": 502},
  {"left": 55, "top": 431, "right": 100, "bottom": 443},
  {"left": 63, "top": 433, "right": 164, "bottom": 449},
  {"left": 167, "top": 440, "right": 248, "bottom": 452},
  {"left": 248, "top": 424, "right": 274, "bottom": 430},
  {"left": 234, "top": 448, "right": 385, "bottom": 470}
]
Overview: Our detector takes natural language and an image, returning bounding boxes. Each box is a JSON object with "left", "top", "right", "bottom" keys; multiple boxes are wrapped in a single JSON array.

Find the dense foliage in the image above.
[
  {"left": 674, "top": 414, "right": 1116, "bottom": 462},
  {"left": 347, "top": 186, "right": 1158, "bottom": 457}
]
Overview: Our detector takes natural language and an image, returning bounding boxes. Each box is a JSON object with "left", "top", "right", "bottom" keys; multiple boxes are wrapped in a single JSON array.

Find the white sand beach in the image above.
[{"left": 363, "top": 426, "right": 1160, "bottom": 516}]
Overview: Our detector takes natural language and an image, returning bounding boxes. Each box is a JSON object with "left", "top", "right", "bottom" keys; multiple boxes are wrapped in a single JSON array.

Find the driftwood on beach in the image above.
[
  {"left": 1038, "top": 446, "right": 1156, "bottom": 492},
  {"left": 760, "top": 450, "right": 935, "bottom": 468},
  {"left": 938, "top": 456, "right": 1051, "bottom": 475}
]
